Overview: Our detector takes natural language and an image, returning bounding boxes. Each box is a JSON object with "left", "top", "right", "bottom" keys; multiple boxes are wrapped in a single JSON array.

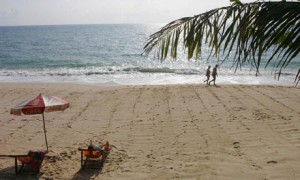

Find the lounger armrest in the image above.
[
  {"left": 0, "top": 154, "right": 51, "bottom": 158},
  {"left": 9, "top": 155, "right": 29, "bottom": 158},
  {"left": 78, "top": 148, "right": 89, "bottom": 151},
  {"left": 0, "top": 155, "right": 29, "bottom": 157}
]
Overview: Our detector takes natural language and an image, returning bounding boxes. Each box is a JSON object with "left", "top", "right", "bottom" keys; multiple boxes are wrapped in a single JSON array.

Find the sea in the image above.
[{"left": 0, "top": 24, "right": 299, "bottom": 86}]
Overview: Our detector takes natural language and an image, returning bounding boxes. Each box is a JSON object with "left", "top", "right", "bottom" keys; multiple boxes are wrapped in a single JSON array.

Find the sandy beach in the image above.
[{"left": 0, "top": 83, "right": 299, "bottom": 179}]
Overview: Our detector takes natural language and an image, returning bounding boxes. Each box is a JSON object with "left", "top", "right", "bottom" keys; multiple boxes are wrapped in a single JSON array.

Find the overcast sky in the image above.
[{"left": 0, "top": 0, "right": 255, "bottom": 26}]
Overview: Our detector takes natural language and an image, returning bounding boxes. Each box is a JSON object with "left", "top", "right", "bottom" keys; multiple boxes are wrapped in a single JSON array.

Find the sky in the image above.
[{"left": 0, "top": 0, "right": 255, "bottom": 26}]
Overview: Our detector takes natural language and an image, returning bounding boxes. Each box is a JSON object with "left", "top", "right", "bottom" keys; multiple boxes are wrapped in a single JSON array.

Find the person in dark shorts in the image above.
[
  {"left": 203, "top": 65, "right": 211, "bottom": 85},
  {"left": 209, "top": 64, "right": 218, "bottom": 85}
]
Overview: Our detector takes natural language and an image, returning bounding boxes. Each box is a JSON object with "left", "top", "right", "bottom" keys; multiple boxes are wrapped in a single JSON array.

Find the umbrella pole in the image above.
[{"left": 42, "top": 113, "right": 49, "bottom": 151}]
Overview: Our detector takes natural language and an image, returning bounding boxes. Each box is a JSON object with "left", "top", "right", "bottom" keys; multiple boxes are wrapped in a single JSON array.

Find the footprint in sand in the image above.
[
  {"left": 233, "top": 141, "right": 240, "bottom": 149},
  {"left": 267, "top": 160, "right": 278, "bottom": 164},
  {"left": 252, "top": 164, "right": 262, "bottom": 169}
]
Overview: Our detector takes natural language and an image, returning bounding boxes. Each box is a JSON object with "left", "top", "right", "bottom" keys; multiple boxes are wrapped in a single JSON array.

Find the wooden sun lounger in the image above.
[
  {"left": 0, "top": 150, "right": 48, "bottom": 174},
  {"left": 78, "top": 148, "right": 109, "bottom": 169}
]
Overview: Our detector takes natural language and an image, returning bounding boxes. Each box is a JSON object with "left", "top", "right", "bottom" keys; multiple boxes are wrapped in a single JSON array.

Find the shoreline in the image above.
[
  {"left": 0, "top": 78, "right": 297, "bottom": 88},
  {"left": 0, "top": 69, "right": 298, "bottom": 87},
  {"left": 0, "top": 83, "right": 299, "bottom": 179}
]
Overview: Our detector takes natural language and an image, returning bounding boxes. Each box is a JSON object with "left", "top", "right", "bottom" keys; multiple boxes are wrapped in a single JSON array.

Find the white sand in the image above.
[{"left": 0, "top": 83, "right": 299, "bottom": 179}]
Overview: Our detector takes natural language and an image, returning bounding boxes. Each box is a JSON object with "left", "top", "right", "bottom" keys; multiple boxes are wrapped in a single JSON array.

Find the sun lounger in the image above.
[
  {"left": 78, "top": 148, "right": 109, "bottom": 169},
  {"left": 0, "top": 150, "right": 48, "bottom": 174}
]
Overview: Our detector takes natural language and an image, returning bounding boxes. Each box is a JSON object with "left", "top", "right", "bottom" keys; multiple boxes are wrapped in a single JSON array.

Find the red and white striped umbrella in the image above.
[{"left": 11, "top": 94, "right": 70, "bottom": 150}]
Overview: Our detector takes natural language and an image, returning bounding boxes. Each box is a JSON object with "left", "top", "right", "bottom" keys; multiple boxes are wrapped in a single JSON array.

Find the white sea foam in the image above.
[{"left": 0, "top": 68, "right": 296, "bottom": 86}]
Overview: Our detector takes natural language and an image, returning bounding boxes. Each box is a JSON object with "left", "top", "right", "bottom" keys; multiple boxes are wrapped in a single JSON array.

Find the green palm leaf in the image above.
[{"left": 143, "top": 1, "right": 300, "bottom": 79}]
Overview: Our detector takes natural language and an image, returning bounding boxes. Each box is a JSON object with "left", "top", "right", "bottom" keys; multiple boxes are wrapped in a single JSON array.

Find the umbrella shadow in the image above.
[{"left": 0, "top": 165, "right": 43, "bottom": 180}]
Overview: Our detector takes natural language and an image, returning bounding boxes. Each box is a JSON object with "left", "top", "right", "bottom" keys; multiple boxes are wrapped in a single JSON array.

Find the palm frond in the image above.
[{"left": 143, "top": 1, "right": 300, "bottom": 78}]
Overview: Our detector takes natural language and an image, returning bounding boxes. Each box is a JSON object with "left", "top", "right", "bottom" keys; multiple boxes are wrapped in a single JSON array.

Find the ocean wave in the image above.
[
  {"left": 1, "top": 65, "right": 298, "bottom": 78},
  {"left": 121, "top": 53, "right": 142, "bottom": 57},
  {"left": 139, "top": 67, "right": 175, "bottom": 73},
  {"left": 0, "top": 67, "right": 203, "bottom": 77}
]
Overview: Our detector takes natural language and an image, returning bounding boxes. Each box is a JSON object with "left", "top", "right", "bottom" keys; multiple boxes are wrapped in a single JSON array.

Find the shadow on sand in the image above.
[
  {"left": 0, "top": 165, "right": 43, "bottom": 180},
  {"left": 72, "top": 154, "right": 110, "bottom": 180},
  {"left": 72, "top": 168, "right": 102, "bottom": 180}
]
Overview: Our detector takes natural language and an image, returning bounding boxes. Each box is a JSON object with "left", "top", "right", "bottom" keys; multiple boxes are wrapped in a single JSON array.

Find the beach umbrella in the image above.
[{"left": 10, "top": 94, "right": 70, "bottom": 151}]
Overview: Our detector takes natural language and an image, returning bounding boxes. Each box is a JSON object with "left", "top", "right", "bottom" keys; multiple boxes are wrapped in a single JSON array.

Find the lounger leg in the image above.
[
  {"left": 37, "top": 160, "right": 41, "bottom": 173},
  {"left": 19, "top": 164, "right": 24, "bottom": 173},
  {"left": 101, "top": 152, "right": 107, "bottom": 167},
  {"left": 14, "top": 157, "right": 18, "bottom": 174},
  {"left": 101, "top": 159, "right": 104, "bottom": 167},
  {"left": 83, "top": 158, "right": 87, "bottom": 169},
  {"left": 80, "top": 152, "right": 84, "bottom": 168}
]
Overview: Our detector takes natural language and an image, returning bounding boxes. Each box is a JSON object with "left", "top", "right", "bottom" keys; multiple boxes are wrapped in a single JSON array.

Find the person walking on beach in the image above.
[
  {"left": 209, "top": 64, "right": 218, "bottom": 85},
  {"left": 203, "top": 65, "right": 211, "bottom": 85}
]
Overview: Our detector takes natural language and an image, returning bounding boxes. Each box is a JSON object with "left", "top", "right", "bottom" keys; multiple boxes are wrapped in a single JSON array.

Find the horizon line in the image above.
[{"left": 0, "top": 22, "right": 168, "bottom": 28}]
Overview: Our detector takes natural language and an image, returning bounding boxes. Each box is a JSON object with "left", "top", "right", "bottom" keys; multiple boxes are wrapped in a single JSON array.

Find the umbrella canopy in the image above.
[
  {"left": 11, "top": 94, "right": 69, "bottom": 150},
  {"left": 11, "top": 94, "right": 69, "bottom": 115}
]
